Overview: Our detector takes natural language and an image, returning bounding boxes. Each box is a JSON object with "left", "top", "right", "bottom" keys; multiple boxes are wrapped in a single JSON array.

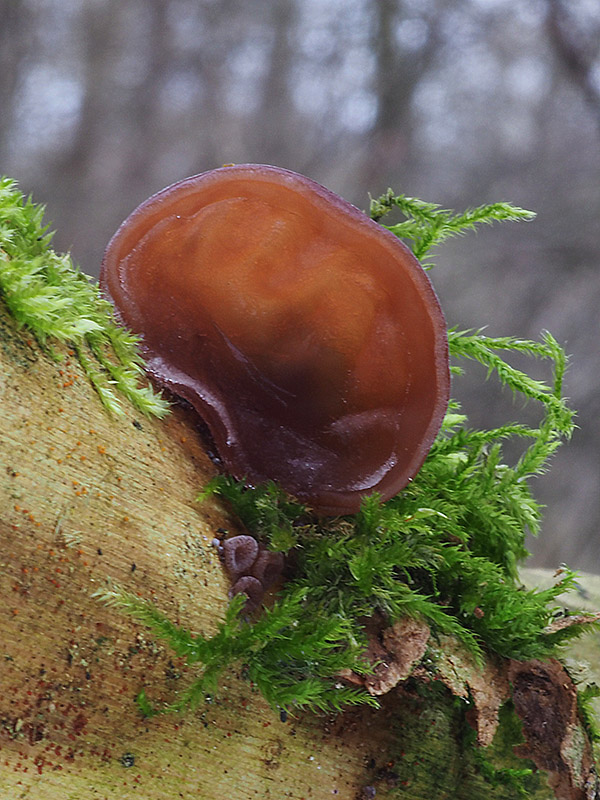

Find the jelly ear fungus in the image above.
[
  {"left": 213, "top": 535, "right": 285, "bottom": 612},
  {"left": 100, "top": 164, "right": 450, "bottom": 515}
]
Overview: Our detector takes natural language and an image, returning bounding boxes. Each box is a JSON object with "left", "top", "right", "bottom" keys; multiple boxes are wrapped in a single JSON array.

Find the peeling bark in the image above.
[{"left": 510, "top": 659, "right": 599, "bottom": 800}]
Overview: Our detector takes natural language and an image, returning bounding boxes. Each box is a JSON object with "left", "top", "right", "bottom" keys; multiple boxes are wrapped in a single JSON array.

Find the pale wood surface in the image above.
[{"left": 0, "top": 301, "right": 598, "bottom": 800}]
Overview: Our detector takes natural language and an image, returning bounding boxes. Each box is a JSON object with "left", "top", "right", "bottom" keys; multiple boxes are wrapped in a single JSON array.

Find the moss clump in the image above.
[{"left": 0, "top": 176, "right": 169, "bottom": 417}]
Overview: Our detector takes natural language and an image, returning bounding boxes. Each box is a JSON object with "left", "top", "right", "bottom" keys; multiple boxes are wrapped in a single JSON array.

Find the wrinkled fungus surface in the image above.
[
  {"left": 216, "top": 534, "right": 285, "bottom": 611},
  {"left": 223, "top": 534, "right": 259, "bottom": 579},
  {"left": 230, "top": 575, "right": 264, "bottom": 612},
  {"left": 101, "top": 164, "right": 450, "bottom": 513}
]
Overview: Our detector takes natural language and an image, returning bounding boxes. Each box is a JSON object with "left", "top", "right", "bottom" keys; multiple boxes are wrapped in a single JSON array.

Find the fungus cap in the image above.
[{"left": 101, "top": 164, "right": 450, "bottom": 514}]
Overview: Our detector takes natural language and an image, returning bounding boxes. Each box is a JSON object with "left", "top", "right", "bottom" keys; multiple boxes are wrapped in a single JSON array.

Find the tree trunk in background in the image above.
[
  {"left": 546, "top": 0, "right": 600, "bottom": 133},
  {"left": 0, "top": 299, "right": 599, "bottom": 800},
  {"left": 253, "top": 0, "right": 297, "bottom": 166},
  {"left": 0, "top": 0, "right": 28, "bottom": 163},
  {"left": 359, "top": 0, "right": 446, "bottom": 191},
  {"left": 40, "top": 0, "right": 128, "bottom": 266}
]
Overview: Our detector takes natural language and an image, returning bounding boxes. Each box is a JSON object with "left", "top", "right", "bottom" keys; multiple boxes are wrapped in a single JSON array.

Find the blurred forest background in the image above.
[{"left": 1, "top": 0, "right": 599, "bottom": 571}]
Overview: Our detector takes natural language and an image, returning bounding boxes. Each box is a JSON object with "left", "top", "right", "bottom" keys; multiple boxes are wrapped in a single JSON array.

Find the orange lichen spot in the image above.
[{"left": 97, "top": 445, "right": 106, "bottom": 455}]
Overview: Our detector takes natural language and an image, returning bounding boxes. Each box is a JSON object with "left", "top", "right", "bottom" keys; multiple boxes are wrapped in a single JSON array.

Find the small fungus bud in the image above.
[
  {"left": 222, "top": 535, "right": 259, "bottom": 579},
  {"left": 250, "top": 549, "right": 285, "bottom": 590},
  {"left": 229, "top": 575, "right": 264, "bottom": 611}
]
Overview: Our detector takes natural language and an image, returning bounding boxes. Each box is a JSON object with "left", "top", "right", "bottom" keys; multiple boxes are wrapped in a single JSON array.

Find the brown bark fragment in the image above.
[
  {"left": 509, "top": 659, "right": 599, "bottom": 800},
  {"left": 546, "top": 613, "right": 600, "bottom": 634},
  {"left": 365, "top": 616, "right": 431, "bottom": 696},
  {"left": 338, "top": 614, "right": 431, "bottom": 695},
  {"left": 428, "top": 635, "right": 510, "bottom": 747}
]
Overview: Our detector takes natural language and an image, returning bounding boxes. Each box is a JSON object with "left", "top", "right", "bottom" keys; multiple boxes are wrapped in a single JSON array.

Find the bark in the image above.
[{"left": 0, "top": 299, "right": 599, "bottom": 800}]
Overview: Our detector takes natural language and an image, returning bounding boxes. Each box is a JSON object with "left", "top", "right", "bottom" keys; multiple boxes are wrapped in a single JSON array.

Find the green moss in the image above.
[
  {"left": 369, "top": 188, "right": 535, "bottom": 262},
  {"left": 352, "top": 687, "right": 546, "bottom": 799},
  {"left": 0, "top": 177, "right": 169, "bottom": 417},
  {"left": 577, "top": 683, "right": 600, "bottom": 745},
  {"left": 461, "top": 702, "right": 544, "bottom": 799}
]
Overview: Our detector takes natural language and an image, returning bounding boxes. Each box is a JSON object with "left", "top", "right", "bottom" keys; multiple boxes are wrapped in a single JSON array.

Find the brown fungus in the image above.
[
  {"left": 250, "top": 549, "right": 285, "bottom": 590},
  {"left": 222, "top": 534, "right": 259, "bottom": 579},
  {"left": 229, "top": 575, "right": 264, "bottom": 612},
  {"left": 101, "top": 164, "right": 450, "bottom": 514}
]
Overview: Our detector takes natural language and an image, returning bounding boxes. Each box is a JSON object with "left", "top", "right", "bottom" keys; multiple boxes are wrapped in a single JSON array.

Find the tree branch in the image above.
[{"left": 0, "top": 297, "right": 599, "bottom": 798}]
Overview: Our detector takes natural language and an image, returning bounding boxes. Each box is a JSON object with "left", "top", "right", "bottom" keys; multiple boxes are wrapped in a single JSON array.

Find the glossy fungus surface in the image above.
[{"left": 101, "top": 164, "right": 450, "bottom": 514}]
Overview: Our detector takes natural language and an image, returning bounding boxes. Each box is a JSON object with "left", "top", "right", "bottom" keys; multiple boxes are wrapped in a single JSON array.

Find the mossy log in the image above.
[{"left": 0, "top": 299, "right": 599, "bottom": 800}]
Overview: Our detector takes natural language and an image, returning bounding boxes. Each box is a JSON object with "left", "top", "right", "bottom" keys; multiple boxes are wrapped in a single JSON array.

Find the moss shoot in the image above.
[{"left": 0, "top": 176, "right": 169, "bottom": 417}]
